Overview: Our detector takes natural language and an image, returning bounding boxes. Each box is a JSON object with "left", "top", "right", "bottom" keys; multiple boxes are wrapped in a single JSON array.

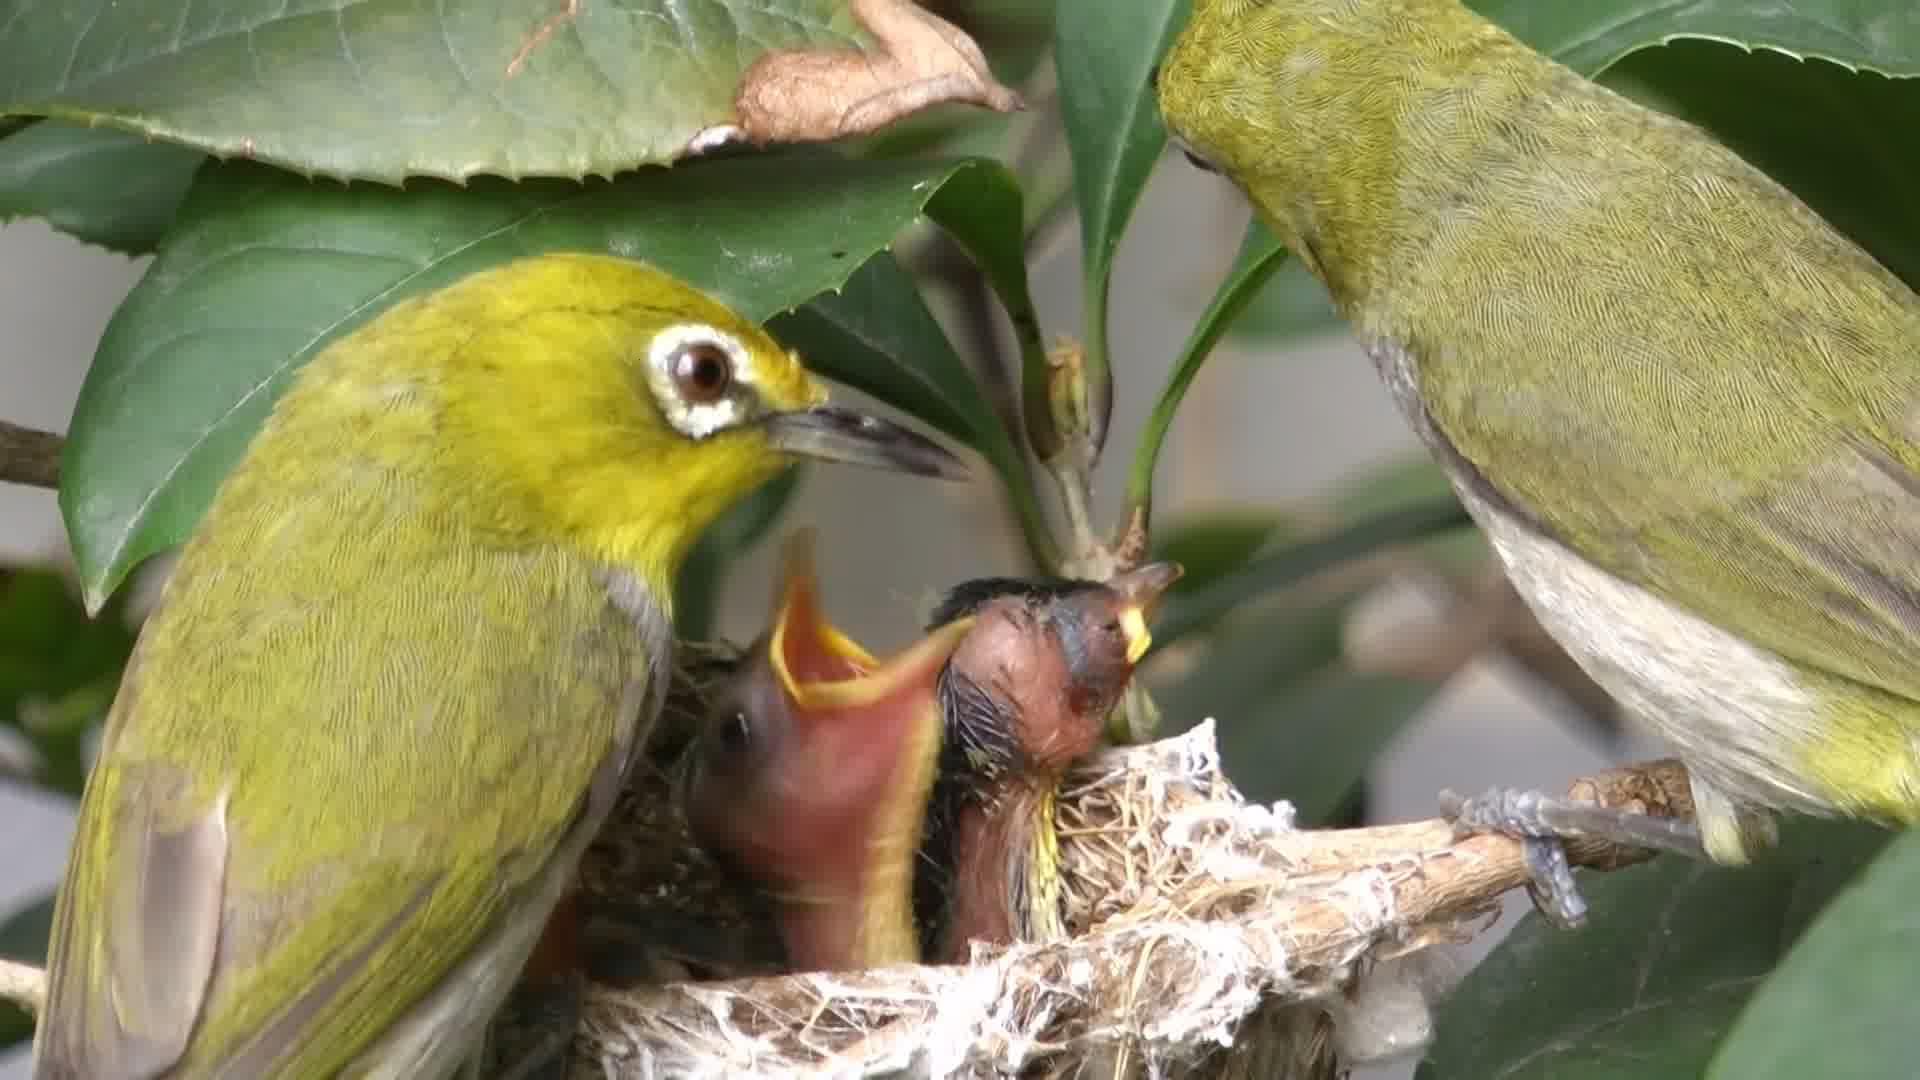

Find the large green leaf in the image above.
[
  {"left": 1231, "top": 672, "right": 1435, "bottom": 826},
  {"left": 1148, "top": 509, "right": 1300, "bottom": 599},
  {"left": 0, "top": 1, "right": 881, "bottom": 183},
  {"left": 1156, "top": 588, "right": 1435, "bottom": 827},
  {"left": 1053, "top": 0, "right": 1191, "bottom": 451},
  {"left": 60, "top": 152, "right": 1024, "bottom": 609},
  {"left": 1602, "top": 40, "right": 1920, "bottom": 292},
  {"left": 1708, "top": 828, "right": 1920, "bottom": 1079},
  {"left": 0, "top": 569, "right": 136, "bottom": 796},
  {"left": 1224, "top": 253, "right": 1342, "bottom": 344},
  {"left": 0, "top": 120, "right": 203, "bottom": 255},
  {"left": 1419, "top": 820, "right": 1890, "bottom": 1080},
  {"left": 1473, "top": 0, "right": 1920, "bottom": 79},
  {"left": 770, "top": 252, "right": 1054, "bottom": 567}
]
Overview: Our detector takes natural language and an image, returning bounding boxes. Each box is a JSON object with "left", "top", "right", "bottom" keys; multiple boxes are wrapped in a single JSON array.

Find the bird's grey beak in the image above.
[{"left": 762, "top": 407, "right": 969, "bottom": 481}]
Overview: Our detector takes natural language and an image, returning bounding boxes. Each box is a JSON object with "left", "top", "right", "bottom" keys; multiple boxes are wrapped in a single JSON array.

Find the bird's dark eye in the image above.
[
  {"left": 717, "top": 710, "right": 753, "bottom": 755},
  {"left": 1149, "top": 63, "right": 1161, "bottom": 92},
  {"left": 669, "top": 341, "right": 734, "bottom": 404}
]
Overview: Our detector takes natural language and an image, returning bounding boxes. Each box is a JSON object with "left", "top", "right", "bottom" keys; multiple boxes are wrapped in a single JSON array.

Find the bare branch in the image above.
[
  {"left": 0, "top": 956, "right": 43, "bottom": 1017},
  {"left": 0, "top": 420, "right": 62, "bottom": 489}
]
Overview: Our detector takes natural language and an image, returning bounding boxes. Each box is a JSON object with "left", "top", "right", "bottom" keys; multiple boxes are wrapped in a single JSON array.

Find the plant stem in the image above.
[
  {"left": 0, "top": 420, "right": 63, "bottom": 489},
  {"left": 0, "top": 957, "right": 43, "bottom": 1017}
]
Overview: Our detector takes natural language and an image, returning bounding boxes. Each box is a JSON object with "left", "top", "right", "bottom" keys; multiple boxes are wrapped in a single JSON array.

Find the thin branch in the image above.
[
  {"left": 1, "top": 956, "right": 43, "bottom": 1017},
  {"left": 0, "top": 420, "right": 63, "bottom": 489}
]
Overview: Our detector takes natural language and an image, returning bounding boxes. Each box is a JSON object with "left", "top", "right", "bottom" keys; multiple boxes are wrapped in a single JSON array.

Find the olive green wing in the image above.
[
  {"left": 1387, "top": 316, "right": 1920, "bottom": 708},
  {"left": 1383, "top": 124, "right": 1920, "bottom": 705},
  {"left": 35, "top": 531, "right": 658, "bottom": 1079}
]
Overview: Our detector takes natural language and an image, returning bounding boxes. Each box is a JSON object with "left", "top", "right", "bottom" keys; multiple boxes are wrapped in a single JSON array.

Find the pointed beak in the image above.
[
  {"left": 762, "top": 406, "right": 969, "bottom": 482},
  {"left": 769, "top": 529, "right": 878, "bottom": 691},
  {"left": 758, "top": 529, "right": 975, "bottom": 969},
  {"left": 1108, "top": 561, "right": 1184, "bottom": 665},
  {"left": 767, "top": 527, "right": 976, "bottom": 711}
]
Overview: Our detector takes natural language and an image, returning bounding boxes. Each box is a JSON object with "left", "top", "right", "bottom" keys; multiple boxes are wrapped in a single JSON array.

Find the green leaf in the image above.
[
  {"left": 1053, "top": 0, "right": 1192, "bottom": 450},
  {"left": 674, "top": 465, "right": 805, "bottom": 643},
  {"left": 1328, "top": 456, "right": 1490, "bottom": 576},
  {"left": 0, "top": 890, "right": 56, "bottom": 1050},
  {"left": 1151, "top": 497, "right": 1475, "bottom": 651},
  {"left": 1156, "top": 590, "right": 1436, "bottom": 827},
  {"left": 1419, "top": 819, "right": 1890, "bottom": 1080},
  {"left": 0, "top": 120, "right": 203, "bottom": 255},
  {"left": 0, "top": 569, "right": 135, "bottom": 795},
  {"left": 1148, "top": 510, "right": 1301, "bottom": 598},
  {"left": 1472, "top": 0, "right": 1920, "bottom": 80},
  {"left": 1225, "top": 254, "right": 1342, "bottom": 344},
  {"left": 1158, "top": 594, "right": 1354, "bottom": 733},
  {"left": 1228, "top": 671, "right": 1435, "bottom": 826},
  {"left": 1127, "top": 221, "right": 1287, "bottom": 518},
  {"left": 774, "top": 255, "right": 1007, "bottom": 469},
  {"left": 60, "top": 152, "right": 1016, "bottom": 608},
  {"left": 768, "top": 251, "right": 1053, "bottom": 568},
  {"left": 1708, "top": 828, "right": 1920, "bottom": 1079},
  {"left": 0, "top": 891, "right": 54, "bottom": 963},
  {"left": 1601, "top": 41, "right": 1920, "bottom": 292},
  {"left": 0, "top": 1, "right": 882, "bottom": 183}
]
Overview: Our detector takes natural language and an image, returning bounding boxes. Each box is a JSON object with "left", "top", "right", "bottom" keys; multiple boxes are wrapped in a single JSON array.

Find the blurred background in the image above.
[{"left": 0, "top": 151, "right": 1665, "bottom": 1078}]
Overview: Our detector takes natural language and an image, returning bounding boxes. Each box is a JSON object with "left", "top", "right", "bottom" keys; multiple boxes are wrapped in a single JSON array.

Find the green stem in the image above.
[
  {"left": 1081, "top": 271, "right": 1115, "bottom": 462},
  {"left": 1124, "top": 242, "right": 1290, "bottom": 534},
  {"left": 993, "top": 443, "right": 1062, "bottom": 574}
]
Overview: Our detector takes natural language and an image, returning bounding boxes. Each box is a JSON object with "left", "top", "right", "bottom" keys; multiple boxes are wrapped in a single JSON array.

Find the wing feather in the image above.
[{"left": 36, "top": 468, "right": 658, "bottom": 1078}]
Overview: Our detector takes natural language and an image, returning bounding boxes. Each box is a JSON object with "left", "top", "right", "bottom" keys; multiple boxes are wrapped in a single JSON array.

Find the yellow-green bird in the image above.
[
  {"left": 32, "top": 253, "right": 964, "bottom": 1078},
  {"left": 1158, "top": 0, "right": 1920, "bottom": 922}
]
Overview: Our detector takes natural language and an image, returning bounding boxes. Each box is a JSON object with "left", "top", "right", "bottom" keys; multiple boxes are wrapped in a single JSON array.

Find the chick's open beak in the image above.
[
  {"left": 770, "top": 529, "right": 973, "bottom": 715},
  {"left": 763, "top": 406, "right": 969, "bottom": 481},
  {"left": 1109, "top": 561, "right": 1184, "bottom": 664}
]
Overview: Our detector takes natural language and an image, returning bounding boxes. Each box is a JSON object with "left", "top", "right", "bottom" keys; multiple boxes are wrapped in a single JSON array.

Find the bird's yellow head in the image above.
[{"left": 280, "top": 253, "right": 963, "bottom": 587}]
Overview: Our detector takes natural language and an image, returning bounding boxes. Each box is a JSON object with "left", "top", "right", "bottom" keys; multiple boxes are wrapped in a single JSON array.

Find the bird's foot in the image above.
[{"left": 1439, "top": 785, "right": 1707, "bottom": 930}]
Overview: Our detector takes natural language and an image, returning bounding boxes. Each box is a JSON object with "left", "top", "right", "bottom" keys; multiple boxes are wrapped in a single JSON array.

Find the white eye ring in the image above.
[{"left": 645, "top": 323, "right": 758, "bottom": 439}]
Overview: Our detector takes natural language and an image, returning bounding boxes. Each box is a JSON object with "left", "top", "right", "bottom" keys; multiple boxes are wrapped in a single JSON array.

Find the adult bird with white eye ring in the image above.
[{"left": 32, "top": 253, "right": 966, "bottom": 1080}]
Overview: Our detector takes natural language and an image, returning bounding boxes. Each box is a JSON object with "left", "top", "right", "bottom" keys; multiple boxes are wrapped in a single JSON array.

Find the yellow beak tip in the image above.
[{"left": 1120, "top": 607, "right": 1151, "bottom": 664}]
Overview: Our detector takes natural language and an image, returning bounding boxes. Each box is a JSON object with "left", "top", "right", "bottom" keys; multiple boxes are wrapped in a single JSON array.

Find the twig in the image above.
[
  {"left": 1, "top": 956, "right": 43, "bottom": 1017},
  {"left": 0, "top": 420, "right": 63, "bottom": 489}
]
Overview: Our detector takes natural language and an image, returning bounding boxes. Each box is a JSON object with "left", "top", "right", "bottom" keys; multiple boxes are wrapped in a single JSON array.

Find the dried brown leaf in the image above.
[{"left": 726, "top": 0, "right": 1024, "bottom": 146}]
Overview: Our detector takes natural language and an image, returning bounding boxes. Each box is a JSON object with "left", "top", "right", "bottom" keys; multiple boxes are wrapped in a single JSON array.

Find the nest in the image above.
[
  {"left": 565, "top": 711, "right": 1688, "bottom": 1079},
  {"left": 0, "top": 644, "right": 1682, "bottom": 1078}
]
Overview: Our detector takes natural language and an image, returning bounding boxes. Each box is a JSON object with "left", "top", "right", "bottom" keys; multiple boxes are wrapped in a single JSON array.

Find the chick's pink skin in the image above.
[
  {"left": 931, "top": 563, "right": 1182, "bottom": 962},
  {"left": 684, "top": 538, "right": 968, "bottom": 971}
]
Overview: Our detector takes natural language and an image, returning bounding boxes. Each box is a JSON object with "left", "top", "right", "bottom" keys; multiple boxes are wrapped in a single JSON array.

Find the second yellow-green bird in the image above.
[
  {"left": 1158, "top": 0, "right": 1920, "bottom": 923},
  {"left": 32, "top": 253, "right": 963, "bottom": 1078}
]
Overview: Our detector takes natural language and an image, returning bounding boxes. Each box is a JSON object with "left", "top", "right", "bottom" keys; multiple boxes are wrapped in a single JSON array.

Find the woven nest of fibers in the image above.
[
  {"left": 547, "top": 641, "right": 1688, "bottom": 1080},
  {"left": 0, "top": 646, "right": 1676, "bottom": 1076}
]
